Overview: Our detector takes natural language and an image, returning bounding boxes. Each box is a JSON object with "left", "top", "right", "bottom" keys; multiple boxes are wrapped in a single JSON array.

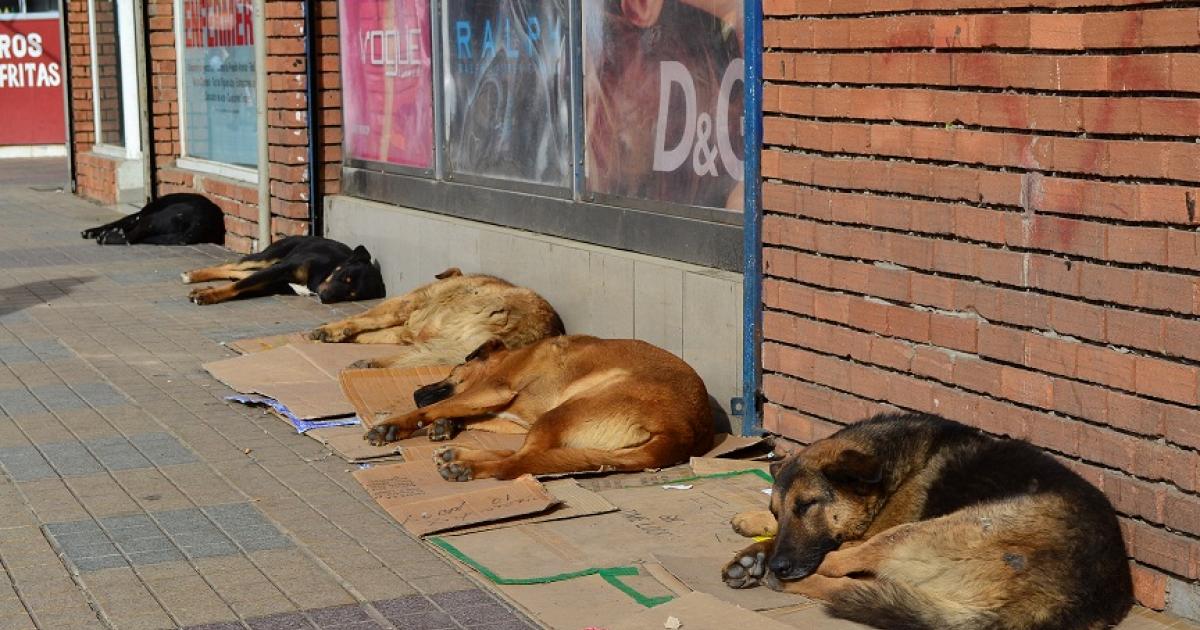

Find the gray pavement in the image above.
[{"left": 0, "top": 169, "right": 539, "bottom": 629}]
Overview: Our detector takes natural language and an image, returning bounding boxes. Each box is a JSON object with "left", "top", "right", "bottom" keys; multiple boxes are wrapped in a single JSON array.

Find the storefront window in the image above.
[
  {"left": 442, "top": 0, "right": 570, "bottom": 188},
  {"left": 93, "top": 0, "right": 124, "bottom": 147},
  {"left": 583, "top": 0, "right": 743, "bottom": 211},
  {"left": 338, "top": 0, "right": 747, "bottom": 270},
  {"left": 178, "top": 0, "right": 258, "bottom": 168},
  {"left": 341, "top": 0, "right": 434, "bottom": 169}
]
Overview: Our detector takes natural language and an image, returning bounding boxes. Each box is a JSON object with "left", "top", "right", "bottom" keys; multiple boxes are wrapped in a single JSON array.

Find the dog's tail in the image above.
[{"left": 827, "top": 580, "right": 1000, "bottom": 630}]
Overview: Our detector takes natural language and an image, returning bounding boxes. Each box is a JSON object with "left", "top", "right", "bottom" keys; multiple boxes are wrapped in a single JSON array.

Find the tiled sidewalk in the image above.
[{"left": 0, "top": 178, "right": 537, "bottom": 629}]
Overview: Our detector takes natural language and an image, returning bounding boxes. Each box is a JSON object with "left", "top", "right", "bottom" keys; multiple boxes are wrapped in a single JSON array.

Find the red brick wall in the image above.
[
  {"left": 68, "top": 0, "right": 343, "bottom": 252},
  {"left": 760, "top": 0, "right": 1200, "bottom": 615}
]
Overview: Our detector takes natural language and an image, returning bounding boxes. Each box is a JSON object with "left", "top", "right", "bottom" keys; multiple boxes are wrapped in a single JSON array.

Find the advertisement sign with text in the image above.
[
  {"left": 584, "top": 0, "right": 744, "bottom": 210},
  {"left": 443, "top": 0, "right": 570, "bottom": 188},
  {"left": 340, "top": 0, "right": 433, "bottom": 169},
  {"left": 181, "top": 0, "right": 258, "bottom": 167},
  {"left": 0, "top": 17, "right": 65, "bottom": 146}
]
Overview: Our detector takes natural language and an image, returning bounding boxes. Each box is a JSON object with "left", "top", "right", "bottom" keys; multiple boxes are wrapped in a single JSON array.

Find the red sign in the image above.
[{"left": 0, "top": 17, "right": 65, "bottom": 146}]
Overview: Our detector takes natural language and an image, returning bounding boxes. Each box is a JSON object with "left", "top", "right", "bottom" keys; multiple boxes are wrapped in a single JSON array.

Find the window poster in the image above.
[
  {"left": 584, "top": 0, "right": 744, "bottom": 210},
  {"left": 341, "top": 0, "right": 433, "bottom": 168},
  {"left": 443, "top": 0, "right": 570, "bottom": 187},
  {"left": 181, "top": 0, "right": 258, "bottom": 167},
  {"left": 0, "top": 16, "right": 66, "bottom": 146}
]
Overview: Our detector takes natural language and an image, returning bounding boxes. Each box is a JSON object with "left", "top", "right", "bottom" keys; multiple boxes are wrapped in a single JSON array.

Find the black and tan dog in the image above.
[
  {"left": 181, "top": 236, "right": 384, "bottom": 305},
  {"left": 723, "top": 412, "right": 1132, "bottom": 630},
  {"left": 309, "top": 270, "right": 564, "bottom": 369},
  {"left": 362, "top": 335, "right": 714, "bottom": 480},
  {"left": 82, "top": 193, "right": 224, "bottom": 245}
]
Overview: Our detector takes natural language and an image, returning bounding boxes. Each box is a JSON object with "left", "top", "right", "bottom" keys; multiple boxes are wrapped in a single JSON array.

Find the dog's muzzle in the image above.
[{"left": 413, "top": 382, "right": 455, "bottom": 408}]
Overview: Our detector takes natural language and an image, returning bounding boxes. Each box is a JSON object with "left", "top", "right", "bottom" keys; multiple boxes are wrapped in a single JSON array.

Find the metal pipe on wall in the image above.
[
  {"left": 254, "top": 0, "right": 271, "bottom": 250},
  {"left": 303, "top": 0, "right": 320, "bottom": 235},
  {"left": 740, "top": 0, "right": 764, "bottom": 436}
]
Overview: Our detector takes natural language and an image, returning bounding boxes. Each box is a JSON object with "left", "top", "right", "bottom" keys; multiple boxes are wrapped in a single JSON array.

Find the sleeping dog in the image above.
[
  {"left": 181, "top": 236, "right": 385, "bottom": 305},
  {"left": 81, "top": 193, "right": 225, "bottom": 245}
]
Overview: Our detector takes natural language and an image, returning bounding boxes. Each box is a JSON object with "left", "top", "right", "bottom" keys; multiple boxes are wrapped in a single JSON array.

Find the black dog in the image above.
[
  {"left": 181, "top": 236, "right": 385, "bottom": 305},
  {"left": 81, "top": 193, "right": 225, "bottom": 245}
]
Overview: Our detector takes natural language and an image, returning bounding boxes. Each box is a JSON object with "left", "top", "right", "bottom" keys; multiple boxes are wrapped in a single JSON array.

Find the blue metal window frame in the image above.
[{"left": 740, "top": 0, "right": 763, "bottom": 436}]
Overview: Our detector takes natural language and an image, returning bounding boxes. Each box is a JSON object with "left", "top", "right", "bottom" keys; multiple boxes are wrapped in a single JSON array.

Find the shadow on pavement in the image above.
[{"left": 0, "top": 276, "right": 96, "bottom": 317}]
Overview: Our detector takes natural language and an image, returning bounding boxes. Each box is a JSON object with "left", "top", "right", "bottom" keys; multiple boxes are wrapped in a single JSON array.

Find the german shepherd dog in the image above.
[
  {"left": 181, "top": 236, "right": 385, "bottom": 305},
  {"left": 723, "top": 413, "right": 1132, "bottom": 630},
  {"left": 82, "top": 193, "right": 225, "bottom": 245},
  {"left": 363, "top": 335, "right": 715, "bottom": 481},
  {"left": 308, "top": 270, "right": 564, "bottom": 369}
]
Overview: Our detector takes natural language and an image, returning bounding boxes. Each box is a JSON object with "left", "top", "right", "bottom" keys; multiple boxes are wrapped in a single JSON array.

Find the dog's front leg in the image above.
[
  {"left": 363, "top": 386, "right": 518, "bottom": 446},
  {"left": 310, "top": 300, "right": 415, "bottom": 342},
  {"left": 731, "top": 510, "right": 778, "bottom": 538}
]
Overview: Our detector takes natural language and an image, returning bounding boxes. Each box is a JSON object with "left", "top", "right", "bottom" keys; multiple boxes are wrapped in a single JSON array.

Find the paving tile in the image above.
[
  {"left": 38, "top": 441, "right": 104, "bottom": 476},
  {"left": 373, "top": 595, "right": 436, "bottom": 618},
  {"left": 128, "top": 432, "right": 197, "bottom": 466},
  {"left": 0, "top": 446, "right": 56, "bottom": 481},
  {"left": 246, "top": 611, "right": 316, "bottom": 630},
  {"left": 307, "top": 604, "right": 372, "bottom": 627},
  {"left": 386, "top": 611, "right": 456, "bottom": 630}
]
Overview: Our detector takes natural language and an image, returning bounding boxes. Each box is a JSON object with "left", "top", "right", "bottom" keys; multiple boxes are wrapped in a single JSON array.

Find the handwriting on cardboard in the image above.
[{"left": 353, "top": 461, "right": 557, "bottom": 536}]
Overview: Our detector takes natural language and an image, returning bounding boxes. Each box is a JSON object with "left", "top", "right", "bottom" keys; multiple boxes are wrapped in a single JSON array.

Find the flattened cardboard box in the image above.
[
  {"left": 353, "top": 461, "right": 557, "bottom": 536},
  {"left": 436, "top": 470, "right": 773, "bottom": 580},
  {"left": 609, "top": 592, "right": 796, "bottom": 630},
  {"left": 339, "top": 365, "right": 453, "bottom": 429},
  {"left": 203, "top": 342, "right": 402, "bottom": 420},
  {"left": 224, "top": 332, "right": 312, "bottom": 354}
]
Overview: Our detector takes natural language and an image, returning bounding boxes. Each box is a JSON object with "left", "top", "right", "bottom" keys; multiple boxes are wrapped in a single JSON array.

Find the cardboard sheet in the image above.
[
  {"left": 446, "top": 479, "right": 618, "bottom": 535},
  {"left": 704, "top": 433, "right": 769, "bottom": 458},
  {"left": 436, "top": 470, "right": 772, "bottom": 580},
  {"left": 353, "top": 461, "right": 557, "bottom": 536},
  {"left": 204, "top": 342, "right": 402, "bottom": 419},
  {"left": 494, "top": 574, "right": 660, "bottom": 630},
  {"left": 653, "top": 553, "right": 798, "bottom": 611},
  {"left": 225, "top": 332, "right": 313, "bottom": 354},
  {"left": 690, "top": 456, "right": 773, "bottom": 476},
  {"left": 397, "top": 431, "right": 527, "bottom": 462},
  {"left": 339, "top": 365, "right": 454, "bottom": 429},
  {"left": 608, "top": 592, "right": 796, "bottom": 630}
]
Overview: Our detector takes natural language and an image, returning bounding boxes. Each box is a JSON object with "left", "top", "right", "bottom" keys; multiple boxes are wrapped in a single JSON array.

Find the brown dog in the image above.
[
  {"left": 723, "top": 413, "right": 1132, "bottom": 630},
  {"left": 308, "top": 269, "right": 564, "bottom": 369},
  {"left": 364, "top": 335, "right": 715, "bottom": 481}
]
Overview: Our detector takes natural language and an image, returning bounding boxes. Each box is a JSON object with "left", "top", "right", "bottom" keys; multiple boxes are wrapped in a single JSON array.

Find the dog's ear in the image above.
[
  {"left": 464, "top": 338, "right": 506, "bottom": 362},
  {"left": 350, "top": 245, "right": 371, "bottom": 262},
  {"left": 435, "top": 267, "right": 463, "bottom": 280},
  {"left": 769, "top": 458, "right": 784, "bottom": 480},
  {"left": 820, "top": 449, "right": 882, "bottom": 490}
]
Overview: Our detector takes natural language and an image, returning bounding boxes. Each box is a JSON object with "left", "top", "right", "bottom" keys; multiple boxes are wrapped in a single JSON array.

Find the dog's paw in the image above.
[
  {"left": 723, "top": 546, "right": 769, "bottom": 589},
  {"left": 731, "top": 510, "right": 778, "bottom": 538},
  {"left": 433, "top": 447, "right": 473, "bottom": 482},
  {"left": 363, "top": 424, "right": 401, "bottom": 446},
  {"left": 309, "top": 326, "right": 350, "bottom": 342},
  {"left": 347, "top": 358, "right": 382, "bottom": 370},
  {"left": 180, "top": 271, "right": 194, "bottom": 284},
  {"left": 429, "top": 418, "right": 461, "bottom": 442},
  {"left": 188, "top": 287, "right": 220, "bottom": 305}
]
